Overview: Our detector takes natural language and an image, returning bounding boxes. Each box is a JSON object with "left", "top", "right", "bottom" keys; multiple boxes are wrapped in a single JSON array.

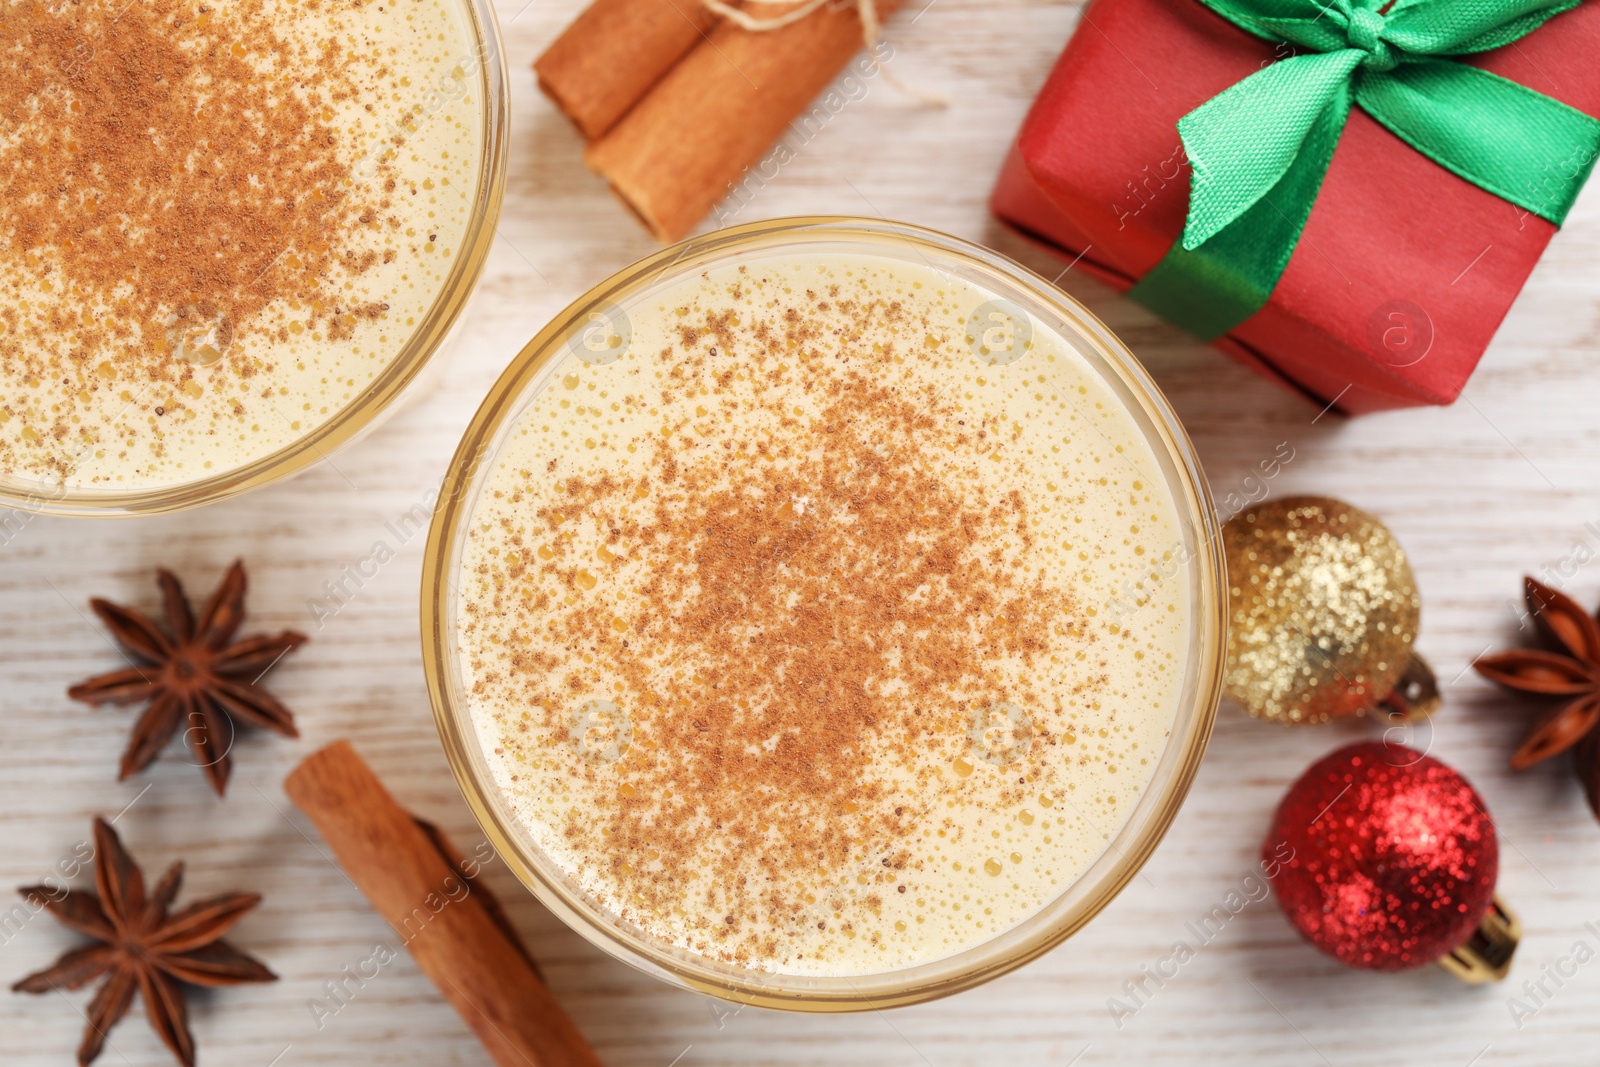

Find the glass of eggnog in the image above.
[
  {"left": 424, "top": 218, "right": 1226, "bottom": 1009},
  {"left": 0, "top": 0, "right": 507, "bottom": 516}
]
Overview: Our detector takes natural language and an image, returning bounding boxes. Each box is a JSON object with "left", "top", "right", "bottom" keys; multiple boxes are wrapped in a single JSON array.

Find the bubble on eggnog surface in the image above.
[
  {"left": 456, "top": 253, "right": 1190, "bottom": 975},
  {"left": 0, "top": 0, "right": 484, "bottom": 491}
]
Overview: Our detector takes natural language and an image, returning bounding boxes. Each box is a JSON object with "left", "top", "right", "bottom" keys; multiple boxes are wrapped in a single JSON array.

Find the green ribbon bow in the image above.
[{"left": 1127, "top": 0, "right": 1600, "bottom": 339}]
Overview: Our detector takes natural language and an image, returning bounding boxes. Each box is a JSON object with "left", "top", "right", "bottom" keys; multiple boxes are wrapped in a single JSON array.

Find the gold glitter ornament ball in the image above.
[{"left": 1223, "top": 496, "right": 1421, "bottom": 724}]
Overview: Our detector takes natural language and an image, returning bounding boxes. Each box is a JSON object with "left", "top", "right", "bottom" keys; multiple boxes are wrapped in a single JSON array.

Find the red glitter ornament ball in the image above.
[{"left": 1263, "top": 741, "right": 1499, "bottom": 971}]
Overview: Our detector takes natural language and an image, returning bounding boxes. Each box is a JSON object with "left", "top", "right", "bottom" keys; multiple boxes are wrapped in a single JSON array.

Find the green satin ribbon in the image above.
[{"left": 1126, "top": 0, "right": 1600, "bottom": 339}]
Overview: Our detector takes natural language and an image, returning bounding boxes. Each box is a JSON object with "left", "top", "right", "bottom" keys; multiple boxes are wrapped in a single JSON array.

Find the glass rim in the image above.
[
  {"left": 422, "top": 216, "right": 1227, "bottom": 1011},
  {"left": 0, "top": 0, "right": 510, "bottom": 518}
]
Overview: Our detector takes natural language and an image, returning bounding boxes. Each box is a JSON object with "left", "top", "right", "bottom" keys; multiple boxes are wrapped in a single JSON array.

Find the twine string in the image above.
[{"left": 699, "top": 0, "right": 949, "bottom": 106}]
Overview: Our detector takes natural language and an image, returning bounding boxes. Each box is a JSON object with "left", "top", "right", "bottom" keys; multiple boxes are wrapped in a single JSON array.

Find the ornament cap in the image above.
[
  {"left": 1438, "top": 896, "right": 1521, "bottom": 984},
  {"left": 1378, "top": 653, "right": 1440, "bottom": 720}
]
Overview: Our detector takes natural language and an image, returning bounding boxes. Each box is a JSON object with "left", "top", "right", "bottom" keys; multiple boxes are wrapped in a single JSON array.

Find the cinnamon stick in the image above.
[
  {"left": 584, "top": 0, "right": 904, "bottom": 242},
  {"left": 535, "top": 0, "right": 720, "bottom": 140},
  {"left": 284, "top": 741, "right": 604, "bottom": 1067}
]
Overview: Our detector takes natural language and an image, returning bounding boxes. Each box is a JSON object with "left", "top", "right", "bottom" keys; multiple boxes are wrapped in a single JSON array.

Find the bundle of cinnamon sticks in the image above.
[{"left": 537, "top": 0, "right": 904, "bottom": 242}]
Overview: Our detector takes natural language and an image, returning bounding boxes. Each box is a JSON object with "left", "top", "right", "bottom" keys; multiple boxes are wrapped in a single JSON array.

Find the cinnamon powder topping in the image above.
[
  {"left": 461, "top": 261, "right": 1188, "bottom": 971},
  {"left": 544, "top": 375, "right": 1077, "bottom": 947}
]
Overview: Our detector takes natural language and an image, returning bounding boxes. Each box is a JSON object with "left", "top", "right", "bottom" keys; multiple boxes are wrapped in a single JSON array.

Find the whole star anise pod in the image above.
[
  {"left": 68, "top": 560, "right": 307, "bottom": 795},
  {"left": 1475, "top": 576, "right": 1600, "bottom": 820},
  {"left": 12, "top": 818, "right": 276, "bottom": 1067}
]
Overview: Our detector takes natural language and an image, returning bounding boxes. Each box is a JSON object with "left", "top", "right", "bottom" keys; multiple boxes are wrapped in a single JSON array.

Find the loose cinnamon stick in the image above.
[
  {"left": 535, "top": 0, "right": 720, "bottom": 140},
  {"left": 585, "top": 0, "right": 904, "bottom": 242},
  {"left": 284, "top": 740, "right": 603, "bottom": 1067}
]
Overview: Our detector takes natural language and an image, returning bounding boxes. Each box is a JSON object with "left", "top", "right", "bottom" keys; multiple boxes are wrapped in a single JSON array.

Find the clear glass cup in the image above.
[
  {"left": 423, "top": 217, "right": 1226, "bottom": 1010},
  {"left": 0, "top": 0, "right": 508, "bottom": 518}
]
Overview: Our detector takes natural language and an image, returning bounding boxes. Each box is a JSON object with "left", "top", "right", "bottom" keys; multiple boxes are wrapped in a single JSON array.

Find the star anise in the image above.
[
  {"left": 67, "top": 560, "right": 307, "bottom": 795},
  {"left": 1475, "top": 575, "right": 1600, "bottom": 820},
  {"left": 12, "top": 818, "right": 276, "bottom": 1067}
]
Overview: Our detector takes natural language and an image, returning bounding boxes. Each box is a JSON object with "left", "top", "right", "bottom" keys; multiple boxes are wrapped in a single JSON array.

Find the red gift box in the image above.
[{"left": 992, "top": 0, "right": 1600, "bottom": 414}]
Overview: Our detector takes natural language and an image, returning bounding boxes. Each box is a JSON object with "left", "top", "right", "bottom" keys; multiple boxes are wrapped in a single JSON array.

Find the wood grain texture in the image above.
[{"left": 3, "top": 0, "right": 1600, "bottom": 1064}]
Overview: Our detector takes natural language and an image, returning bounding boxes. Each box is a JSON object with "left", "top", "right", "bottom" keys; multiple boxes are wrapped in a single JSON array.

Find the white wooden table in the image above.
[{"left": 6, "top": 1, "right": 1600, "bottom": 1063}]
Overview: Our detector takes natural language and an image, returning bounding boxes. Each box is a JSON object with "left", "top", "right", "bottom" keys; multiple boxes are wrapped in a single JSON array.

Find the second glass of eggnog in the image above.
[
  {"left": 0, "top": 0, "right": 506, "bottom": 515},
  {"left": 424, "top": 218, "right": 1225, "bottom": 1008}
]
